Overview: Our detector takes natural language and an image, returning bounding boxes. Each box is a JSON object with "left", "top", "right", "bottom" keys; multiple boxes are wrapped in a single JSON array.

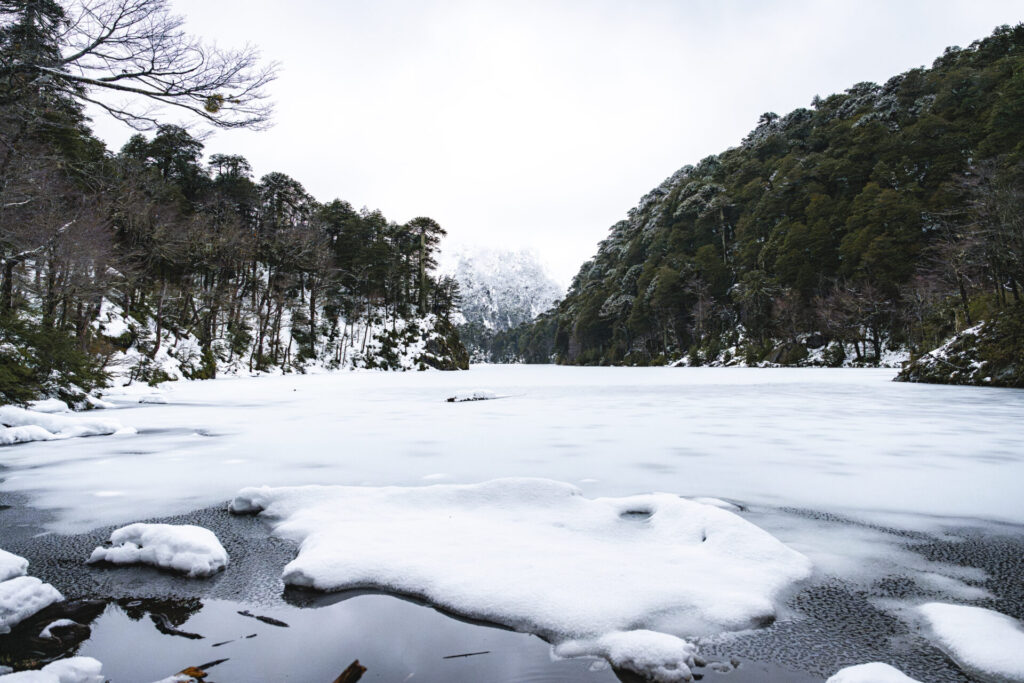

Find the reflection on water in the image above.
[{"left": 0, "top": 591, "right": 823, "bottom": 682}]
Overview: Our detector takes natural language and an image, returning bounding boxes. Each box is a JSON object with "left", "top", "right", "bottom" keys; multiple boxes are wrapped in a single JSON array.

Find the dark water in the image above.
[{"left": 3, "top": 490, "right": 1022, "bottom": 682}]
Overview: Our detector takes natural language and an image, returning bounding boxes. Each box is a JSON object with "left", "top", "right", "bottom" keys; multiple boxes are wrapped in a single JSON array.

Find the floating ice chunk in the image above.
[
  {"left": 554, "top": 630, "right": 698, "bottom": 682},
  {"left": 0, "top": 656, "right": 104, "bottom": 682},
  {"left": 88, "top": 523, "right": 228, "bottom": 578},
  {"left": 446, "top": 390, "right": 498, "bottom": 402},
  {"left": 28, "top": 400, "right": 70, "bottom": 414},
  {"left": 0, "top": 406, "right": 135, "bottom": 442},
  {"left": 0, "top": 576, "right": 64, "bottom": 634},
  {"left": 918, "top": 602, "right": 1024, "bottom": 681},
  {"left": 230, "top": 478, "right": 811, "bottom": 645},
  {"left": 0, "top": 549, "right": 29, "bottom": 582},
  {"left": 826, "top": 662, "right": 921, "bottom": 682}
]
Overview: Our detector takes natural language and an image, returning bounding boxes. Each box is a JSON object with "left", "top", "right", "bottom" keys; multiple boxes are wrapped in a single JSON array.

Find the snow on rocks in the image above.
[
  {"left": 38, "top": 619, "right": 78, "bottom": 639},
  {"left": 0, "top": 657, "right": 104, "bottom": 682},
  {"left": 89, "top": 524, "right": 229, "bottom": 577},
  {"left": 0, "top": 405, "right": 135, "bottom": 445},
  {"left": 88, "top": 523, "right": 228, "bottom": 577},
  {"left": 230, "top": 478, "right": 811, "bottom": 676},
  {"left": 0, "top": 576, "right": 64, "bottom": 635},
  {"left": 917, "top": 602, "right": 1024, "bottom": 681},
  {"left": 445, "top": 390, "right": 499, "bottom": 402},
  {"left": 0, "top": 549, "right": 29, "bottom": 582},
  {"left": 826, "top": 662, "right": 922, "bottom": 682},
  {"left": 554, "top": 630, "right": 698, "bottom": 682}
]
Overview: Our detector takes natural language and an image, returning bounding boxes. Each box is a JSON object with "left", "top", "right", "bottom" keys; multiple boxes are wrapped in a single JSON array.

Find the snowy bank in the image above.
[
  {"left": 0, "top": 406, "right": 134, "bottom": 445},
  {"left": 0, "top": 657, "right": 104, "bottom": 683},
  {"left": 88, "top": 523, "right": 228, "bottom": 577},
  {"left": 0, "top": 576, "right": 63, "bottom": 634},
  {"left": 826, "top": 662, "right": 921, "bottom": 682},
  {"left": 230, "top": 478, "right": 810, "bottom": 675},
  {"left": 918, "top": 602, "right": 1024, "bottom": 681}
]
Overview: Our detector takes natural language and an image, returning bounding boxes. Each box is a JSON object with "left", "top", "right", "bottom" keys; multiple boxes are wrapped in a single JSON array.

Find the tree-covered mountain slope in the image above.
[{"left": 516, "top": 25, "right": 1024, "bottom": 379}]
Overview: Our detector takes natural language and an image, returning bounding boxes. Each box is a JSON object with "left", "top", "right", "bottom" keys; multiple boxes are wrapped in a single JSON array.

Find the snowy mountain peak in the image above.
[{"left": 448, "top": 247, "right": 564, "bottom": 334}]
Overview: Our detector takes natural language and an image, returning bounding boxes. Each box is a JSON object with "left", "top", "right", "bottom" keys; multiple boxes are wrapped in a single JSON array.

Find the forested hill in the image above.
[
  {"left": 513, "top": 25, "right": 1024, "bottom": 373},
  {"left": 0, "top": 2, "right": 468, "bottom": 406}
]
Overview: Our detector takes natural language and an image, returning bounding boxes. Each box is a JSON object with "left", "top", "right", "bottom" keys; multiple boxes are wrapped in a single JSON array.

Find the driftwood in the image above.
[{"left": 332, "top": 659, "right": 367, "bottom": 683}]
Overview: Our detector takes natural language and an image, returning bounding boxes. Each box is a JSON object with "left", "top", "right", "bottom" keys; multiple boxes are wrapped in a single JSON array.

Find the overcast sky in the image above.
[{"left": 89, "top": 0, "right": 1024, "bottom": 287}]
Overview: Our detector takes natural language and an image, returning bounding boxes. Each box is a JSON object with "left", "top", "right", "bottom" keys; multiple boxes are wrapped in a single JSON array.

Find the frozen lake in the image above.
[
  {"left": 3, "top": 366, "right": 1024, "bottom": 682},
  {"left": 3, "top": 365, "right": 1023, "bottom": 533}
]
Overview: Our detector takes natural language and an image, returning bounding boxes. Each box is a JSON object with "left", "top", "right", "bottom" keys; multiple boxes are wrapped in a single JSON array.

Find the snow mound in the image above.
[
  {"left": 918, "top": 602, "right": 1024, "bottom": 681},
  {"left": 0, "top": 406, "right": 135, "bottom": 445},
  {"left": 230, "top": 478, "right": 810, "bottom": 647},
  {"left": 0, "top": 576, "right": 64, "bottom": 634},
  {"left": 88, "top": 523, "right": 228, "bottom": 578},
  {"left": 826, "top": 662, "right": 921, "bottom": 682},
  {"left": 28, "top": 399, "right": 70, "bottom": 414},
  {"left": 0, "top": 549, "right": 28, "bottom": 582},
  {"left": 446, "top": 390, "right": 499, "bottom": 402},
  {"left": 138, "top": 394, "right": 168, "bottom": 405},
  {"left": 0, "top": 657, "right": 104, "bottom": 682},
  {"left": 554, "top": 630, "right": 698, "bottom": 682}
]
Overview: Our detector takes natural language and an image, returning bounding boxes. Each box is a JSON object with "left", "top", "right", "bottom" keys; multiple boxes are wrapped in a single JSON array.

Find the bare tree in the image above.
[{"left": 1, "top": 0, "right": 277, "bottom": 130}]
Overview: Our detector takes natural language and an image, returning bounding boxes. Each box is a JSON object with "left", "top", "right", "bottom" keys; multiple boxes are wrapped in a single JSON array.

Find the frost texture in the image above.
[
  {"left": 88, "top": 523, "right": 228, "bottom": 577},
  {"left": 230, "top": 478, "right": 811, "bottom": 647}
]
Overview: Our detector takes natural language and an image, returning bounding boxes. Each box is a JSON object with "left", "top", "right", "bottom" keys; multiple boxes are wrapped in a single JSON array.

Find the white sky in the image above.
[{"left": 88, "top": 0, "right": 1024, "bottom": 287}]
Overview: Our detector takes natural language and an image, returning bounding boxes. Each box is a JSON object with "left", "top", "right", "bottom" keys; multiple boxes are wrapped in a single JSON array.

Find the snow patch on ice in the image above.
[
  {"left": 229, "top": 478, "right": 811, "bottom": 649},
  {"left": 0, "top": 549, "right": 28, "bottom": 582},
  {"left": 0, "top": 657, "right": 104, "bottom": 682},
  {"left": 88, "top": 523, "right": 228, "bottom": 577},
  {"left": 0, "top": 576, "right": 64, "bottom": 634},
  {"left": 554, "top": 630, "right": 698, "bottom": 682},
  {"left": 918, "top": 602, "right": 1024, "bottom": 681},
  {"left": 826, "top": 662, "right": 922, "bottom": 682}
]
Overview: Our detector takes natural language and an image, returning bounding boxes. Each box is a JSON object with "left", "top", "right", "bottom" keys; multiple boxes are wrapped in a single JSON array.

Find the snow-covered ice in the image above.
[
  {"left": 0, "top": 405, "right": 134, "bottom": 445},
  {"left": 825, "top": 662, "right": 921, "bottom": 682},
  {"left": 0, "top": 657, "right": 104, "bottom": 682},
  {"left": 553, "top": 630, "right": 698, "bottom": 682},
  {"left": 918, "top": 602, "right": 1024, "bottom": 681},
  {"left": 0, "top": 576, "right": 63, "bottom": 634},
  {"left": 4, "top": 366, "right": 1022, "bottom": 535},
  {"left": 0, "top": 549, "right": 28, "bottom": 582},
  {"left": 88, "top": 523, "right": 228, "bottom": 577},
  {"left": 230, "top": 478, "right": 810, "bottom": 646}
]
